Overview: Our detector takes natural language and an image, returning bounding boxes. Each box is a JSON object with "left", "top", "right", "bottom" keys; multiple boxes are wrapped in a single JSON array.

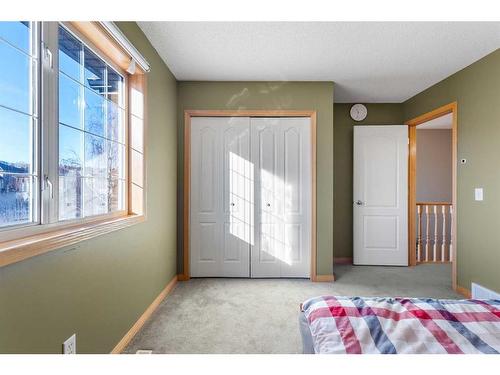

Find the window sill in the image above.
[{"left": 0, "top": 214, "right": 145, "bottom": 268}]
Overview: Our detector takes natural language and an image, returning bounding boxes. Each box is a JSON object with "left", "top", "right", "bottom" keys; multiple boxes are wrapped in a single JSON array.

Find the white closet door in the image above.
[
  {"left": 190, "top": 117, "right": 251, "bottom": 277},
  {"left": 281, "top": 119, "right": 311, "bottom": 277},
  {"left": 221, "top": 117, "right": 252, "bottom": 276},
  {"left": 250, "top": 118, "right": 311, "bottom": 278}
]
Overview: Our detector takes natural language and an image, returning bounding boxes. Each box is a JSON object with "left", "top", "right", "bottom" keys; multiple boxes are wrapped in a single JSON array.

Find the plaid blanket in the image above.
[{"left": 302, "top": 296, "right": 500, "bottom": 354}]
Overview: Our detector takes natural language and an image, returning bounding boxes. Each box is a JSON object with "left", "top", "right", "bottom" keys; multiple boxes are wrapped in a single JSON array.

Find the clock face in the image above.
[{"left": 350, "top": 104, "right": 368, "bottom": 121}]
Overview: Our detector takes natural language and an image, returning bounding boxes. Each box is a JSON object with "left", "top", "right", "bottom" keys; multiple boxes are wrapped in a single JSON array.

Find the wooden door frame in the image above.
[
  {"left": 181, "top": 110, "right": 319, "bottom": 281},
  {"left": 406, "top": 102, "right": 458, "bottom": 290}
]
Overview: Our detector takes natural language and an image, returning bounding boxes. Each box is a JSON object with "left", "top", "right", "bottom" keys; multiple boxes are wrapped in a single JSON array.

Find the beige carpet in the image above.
[{"left": 124, "top": 264, "right": 461, "bottom": 354}]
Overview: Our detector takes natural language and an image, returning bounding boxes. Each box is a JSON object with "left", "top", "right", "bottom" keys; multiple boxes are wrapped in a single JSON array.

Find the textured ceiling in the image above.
[{"left": 138, "top": 22, "right": 500, "bottom": 102}]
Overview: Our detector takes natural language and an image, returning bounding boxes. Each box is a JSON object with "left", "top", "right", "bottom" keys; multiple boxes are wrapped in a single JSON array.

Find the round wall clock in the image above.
[{"left": 350, "top": 104, "right": 368, "bottom": 121}]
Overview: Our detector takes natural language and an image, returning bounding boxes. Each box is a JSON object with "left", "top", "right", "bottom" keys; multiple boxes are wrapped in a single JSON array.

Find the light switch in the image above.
[{"left": 475, "top": 188, "right": 483, "bottom": 201}]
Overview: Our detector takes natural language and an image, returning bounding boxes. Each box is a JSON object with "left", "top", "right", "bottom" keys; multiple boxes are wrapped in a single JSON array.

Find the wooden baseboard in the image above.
[
  {"left": 315, "top": 274, "right": 335, "bottom": 282},
  {"left": 334, "top": 257, "right": 353, "bottom": 265},
  {"left": 110, "top": 275, "right": 178, "bottom": 354},
  {"left": 177, "top": 274, "right": 190, "bottom": 281},
  {"left": 456, "top": 285, "right": 472, "bottom": 299}
]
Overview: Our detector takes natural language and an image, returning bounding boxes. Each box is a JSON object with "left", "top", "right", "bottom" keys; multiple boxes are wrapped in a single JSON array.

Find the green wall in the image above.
[
  {"left": 177, "top": 82, "right": 335, "bottom": 276},
  {"left": 0, "top": 22, "right": 178, "bottom": 353},
  {"left": 333, "top": 104, "right": 404, "bottom": 259},
  {"left": 2, "top": 22, "right": 497, "bottom": 354},
  {"left": 403, "top": 48, "right": 500, "bottom": 292}
]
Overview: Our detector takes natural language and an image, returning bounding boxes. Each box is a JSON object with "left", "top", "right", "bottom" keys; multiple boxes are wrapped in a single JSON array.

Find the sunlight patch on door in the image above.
[
  {"left": 228, "top": 152, "right": 299, "bottom": 266},
  {"left": 229, "top": 152, "right": 254, "bottom": 246},
  {"left": 260, "top": 169, "right": 295, "bottom": 266}
]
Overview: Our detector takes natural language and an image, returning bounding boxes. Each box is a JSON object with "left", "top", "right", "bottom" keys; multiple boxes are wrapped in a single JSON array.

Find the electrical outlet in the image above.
[{"left": 63, "top": 334, "right": 76, "bottom": 354}]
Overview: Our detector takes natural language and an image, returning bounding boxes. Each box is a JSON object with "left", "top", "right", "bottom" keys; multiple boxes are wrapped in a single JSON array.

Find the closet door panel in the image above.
[
  {"left": 251, "top": 119, "right": 284, "bottom": 277},
  {"left": 284, "top": 224, "right": 302, "bottom": 263},
  {"left": 284, "top": 128, "right": 301, "bottom": 214},
  {"left": 199, "top": 222, "right": 218, "bottom": 261},
  {"left": 191, "top": 117, "right": 251, "bottom": 277},
  {"left": 221, "top": 118, "right": 251, "bottom": 277},
  {"left": 281, "top": 118, "right": 311, "bottom": 277},
  {"left": 199, "top": 127, "right": 217, "bottom": 213},
  {"left": 190, "top": 118, "right": 222, "bottom": 277},
  {"left": 250, "top": 117, "right": 311, "bottom": 278}
]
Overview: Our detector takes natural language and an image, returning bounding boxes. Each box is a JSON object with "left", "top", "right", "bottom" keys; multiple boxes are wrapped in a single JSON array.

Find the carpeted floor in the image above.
[{"left": 124, "top": 264, "right": 461, "bottom": 354}]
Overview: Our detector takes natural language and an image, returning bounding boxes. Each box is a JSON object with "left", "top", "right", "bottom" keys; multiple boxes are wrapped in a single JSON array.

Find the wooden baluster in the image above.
[
  {"left": 441, "top": 205, "right": 446, "bottom": 262},
  {"left": 425, "top": 205, "right": 430, "bottom": 262},
  {"left": 417, "top": 205, "right": 422, "bottom": 262},
  {"left": 449, "top": 205, "right": 453, "bottom": 262},
  {"left": 433, "top": 205, "right": 438, "bottom": 262}
]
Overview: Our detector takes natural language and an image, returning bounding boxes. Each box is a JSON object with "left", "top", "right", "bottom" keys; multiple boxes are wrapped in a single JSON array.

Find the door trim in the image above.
[
  {"left": 406, "top": 102, "right": 458, "bottom": 290},
  {"left": 182, "top": 110, "right": 318, "bottom": 281}
]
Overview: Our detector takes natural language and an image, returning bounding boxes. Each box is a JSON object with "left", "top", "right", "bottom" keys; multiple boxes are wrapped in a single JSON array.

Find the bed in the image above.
[{"left": 299, "top": 295, "right": 500, "bottom": 354}]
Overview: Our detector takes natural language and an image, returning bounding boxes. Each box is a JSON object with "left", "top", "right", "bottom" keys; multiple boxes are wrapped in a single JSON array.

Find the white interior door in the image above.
[
  {"left": 190, "top": 117, "right": 251, "bottom": 277},
  {"left": 251, "top": 118, "right": 311, "bottom": 277},
  {"left": 353, "top": 125, "right": 408, "bottom": 266}
]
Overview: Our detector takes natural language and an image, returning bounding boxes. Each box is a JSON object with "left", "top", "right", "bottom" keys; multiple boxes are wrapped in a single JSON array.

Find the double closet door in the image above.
[{"left": 190, "top": 116, "right": 311, "bottom": 278}]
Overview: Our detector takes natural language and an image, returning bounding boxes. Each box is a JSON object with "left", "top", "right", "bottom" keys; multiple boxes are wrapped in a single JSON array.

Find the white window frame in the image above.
[
  {"left": 0, "top": 21, "right": 41, "bottom": 232},
  {"left": 46, "top": 22, "right": 130, "bottom": 225},
  {"left": 0, "top": 21, "right": 147, "bottom": 260}
]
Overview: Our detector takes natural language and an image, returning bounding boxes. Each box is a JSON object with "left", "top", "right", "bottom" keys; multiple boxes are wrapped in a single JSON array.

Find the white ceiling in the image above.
[
  {"left": 418, "top": 113, "right": 453, "bottom": 130},
  {"left": 138, "top": 22, "right": 500, "bottom": 103}
]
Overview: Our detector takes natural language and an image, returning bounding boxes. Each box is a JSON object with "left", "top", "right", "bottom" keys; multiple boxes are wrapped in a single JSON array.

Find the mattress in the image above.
[
  {"left": 300, "top": 295, "right": 500, "bottom": 354},
  {"left": 299, "top": 311, "right": 315, "bottom": 354}
]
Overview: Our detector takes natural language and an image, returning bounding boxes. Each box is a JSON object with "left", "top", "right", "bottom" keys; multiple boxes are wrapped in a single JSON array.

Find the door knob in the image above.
[
  {"left": 354, "top": 200, "right": 364, "bottom": 206},
  {"left": 231, "top": 202, "right": 235, "bottom": 206},
  {"left": 266, "top": 203, "right": 271, "bottom": 207}
]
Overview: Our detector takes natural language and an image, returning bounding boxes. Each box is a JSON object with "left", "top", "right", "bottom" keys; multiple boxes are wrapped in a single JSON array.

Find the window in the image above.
[
  {"left": 0, "top": 21, "right": 147, "bottom": 261},
  {"left": 58, "top": 25, "right": 126, "bottom": 221},
  {"left": 0, "top": 22, "right": 38, "bottom": 228}
]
